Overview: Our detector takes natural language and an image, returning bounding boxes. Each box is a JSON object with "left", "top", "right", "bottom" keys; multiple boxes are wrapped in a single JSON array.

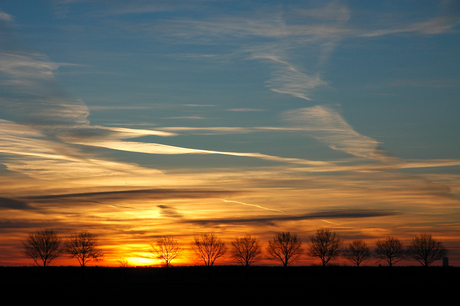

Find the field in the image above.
[{"left": 1, "top": 265, "right": 458, "bottom": 302}]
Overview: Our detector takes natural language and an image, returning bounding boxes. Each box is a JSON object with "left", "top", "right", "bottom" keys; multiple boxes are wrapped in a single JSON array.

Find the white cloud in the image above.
[
  {"left": 0, "top": 120, "right": 163, "bottom": 180},
  {"left": 299, "top": 2, "right": 351, "bottom": 22},
  {"left": 226, "top": 108, "right": 264, "bottom": 112},
  {"left": 0, "top": 53, "right": 59, "bottom": 81},
  {"left": 282, "top": 105, "right": 397, "bottom": 162},
  {"left": 361, "top": 8, "right": 460, "bottom": 37},
  {"left": 68, "top": 137, "right": 332, "bottom": 167},
  {"left": 0, "top": 11, "right": 13, "bottom": 22},
  {"left": 0, "top": 52, "right": 90, "bottom": 126},
  {"left": 247, "top": 51, "right": 327, "bottom": 101}
]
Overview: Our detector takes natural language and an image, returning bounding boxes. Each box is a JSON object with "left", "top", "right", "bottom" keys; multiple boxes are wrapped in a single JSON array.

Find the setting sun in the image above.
[{"left": 124, "top": 257, "right": 154, "bottom": 267}]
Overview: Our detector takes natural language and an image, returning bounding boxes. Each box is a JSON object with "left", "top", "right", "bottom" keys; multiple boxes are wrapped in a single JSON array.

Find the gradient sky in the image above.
[{"left": 1, "top": 0, "right": 459, "bottom": 267}]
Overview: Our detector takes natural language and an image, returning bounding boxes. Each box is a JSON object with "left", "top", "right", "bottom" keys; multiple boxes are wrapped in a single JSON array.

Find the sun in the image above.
[{"left": 125, "top": 257, "right": 154, "bottom": 267}]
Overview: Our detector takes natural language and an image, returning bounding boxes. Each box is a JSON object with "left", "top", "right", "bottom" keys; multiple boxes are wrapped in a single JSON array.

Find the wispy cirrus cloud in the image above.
[
  {"left": 226, "top": 108, "right": 265, "bottom": 112},
  {"left": 0, "top": 44, "right": 455, "bottom": 183},
  {"left": 158, "top": 126, "right": 255, "bottom": 135},
  {"left": 112, "top": 2, "right": 350, "bottom": 101},
  {"left": 282, "top": 105, "right": 393, "bottom": 161},
  {"left": 0, "top": 52, "right": 90, "bottom": 126},
  {"left": 0, "top": 197, "right": 31, "bottom": 211},
  {"left": 0, "top": 46, "right": 333, "bottom": 182},
  {"left": 248, "top": 52, "right": 327, "bottom": 101},
  {"left": 281, "top": 104, "right": 460, "bottom": 171},
  {"left": 0, "top": 119, "right": 165, "bottom": 180},
  {"left": 183, "top": 208, "right": 400, "bottom": 227},
  {"left": 361, "top": 0, "right": 460, "bottom": 37},
  {"left": 23, "top": 188, "right": 239, "bottom": 203},
  {"left": 222, "top": 199, "right": 284, "bottom": 213},
  {"left": 0, "top": 11, "right": 13, "bottom": 22},
  {"left": 68, "top": 137, "right": 332, "bottom": 167},
  {"left": 55, "top": 125, "right": 177, "bottom": 141},
  {"left": 361, "top": 16, "right": 460, "bottom": 37}
]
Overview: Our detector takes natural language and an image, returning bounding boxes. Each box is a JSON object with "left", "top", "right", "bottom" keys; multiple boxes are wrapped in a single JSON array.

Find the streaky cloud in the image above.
[
  {"left": 402, "top": 159, "right": 460, "bottom": 169},
  {"left": 55, "top": 125, "right": 177, "bottom": 141},
  {"left": 282, "top": 105, "right": 398, "bottom": 162},
  {"left": 249, "top": 53, "right": 327, "bottom": 101},
  {"left": 23, "top": 188, "right": 240, "bottom": 202},
  {"left": 157, "top": 204, "right": 184, "bottom": 219},
  {"left": 223, "top": 199, "right": 284, "bottom": 213},
  {"left": 71, "top": 138, "right": 332, "bottom": 167},
  {"left": 361, "top": 16, "right": 460, "bottom": 37},
  {"left": 158, "top": 126, "right": 256, "bottom": 135},
  {"left": 0, "top": 52, "right": 90, "bottom": 126},
  {"left": 0, "top": 11, "right": 13, "bottom": 22},
  {"left": 183, "top": 209, "right": 400, "bottom": 226},
  {"left": 0, "top": 119, "right": 164, "bottom": 179},
  {"left": 360, "top": 1, "right": 460, "bottom": 37},
  {"left": 0, "top": 197, "right": 31, "bottom": 210},
  {"left": 226, "top": 108, "right": 265, "bottom": 112}
]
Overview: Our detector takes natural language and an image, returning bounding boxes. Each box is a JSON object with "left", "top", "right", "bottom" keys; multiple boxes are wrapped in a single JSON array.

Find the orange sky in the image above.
[{"left": 2, "top": 165, "right": 458, "bottom": 267}]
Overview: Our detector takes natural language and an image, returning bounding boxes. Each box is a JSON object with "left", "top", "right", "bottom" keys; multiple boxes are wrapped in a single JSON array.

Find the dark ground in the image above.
[{"left": 1, "top": 265, "right": 458, "bottom": 302}]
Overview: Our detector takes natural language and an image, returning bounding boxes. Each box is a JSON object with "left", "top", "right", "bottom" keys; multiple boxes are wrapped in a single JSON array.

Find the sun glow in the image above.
[{"left": 125, "top": 257, "right": 154, "bottom": 267}]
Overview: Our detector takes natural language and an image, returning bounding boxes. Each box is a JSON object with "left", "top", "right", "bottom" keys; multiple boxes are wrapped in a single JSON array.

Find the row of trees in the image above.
[
  {"left": 22, "top": 230, "right": 102, "bottom": 267},
  {"left": 185, "top": 231, "right": 447, "bottom": 268},
  {"left": 22, "top": 229, "right": 448, "bottom": 268}
]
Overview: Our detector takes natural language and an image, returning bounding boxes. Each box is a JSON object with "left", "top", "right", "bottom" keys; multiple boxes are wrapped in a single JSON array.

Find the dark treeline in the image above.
[
  {"left": 20, "top": 229, "right": 450, "bottom": 268},
  {"left": 4, "top": 228, "right": 459, "bottom": 302}
]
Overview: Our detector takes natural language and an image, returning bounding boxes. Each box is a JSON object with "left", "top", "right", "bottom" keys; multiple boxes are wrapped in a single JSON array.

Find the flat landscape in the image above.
[{"left": 2, "top": 265, "right": 458, "bottom": 302}]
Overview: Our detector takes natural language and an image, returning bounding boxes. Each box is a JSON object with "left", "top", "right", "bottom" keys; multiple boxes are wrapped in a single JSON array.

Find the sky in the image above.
[{"left": 0, "top": 0, "right": 459, "bottom": 267}]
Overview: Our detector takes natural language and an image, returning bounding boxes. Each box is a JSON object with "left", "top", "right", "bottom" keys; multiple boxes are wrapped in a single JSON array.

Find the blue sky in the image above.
[{"left": 0, "top": 0, "right": 459, "bottom": 266}]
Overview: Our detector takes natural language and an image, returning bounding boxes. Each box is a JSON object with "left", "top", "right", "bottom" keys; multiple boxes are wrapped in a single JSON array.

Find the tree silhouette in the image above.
[
  {"left": 230, "top": 235, "right": 262, "bottom": 267},
  {"left": 374, "top": 236, "right": 406, "bottom": 267},
  {"left": 65, "top": 231, "right": 103, "bottom": 267},
  {"left": 342, "top": 239, "right": 371, "bottom": 267},
  {"left": 266, "top": 232, "right": 303, "bottom": 267},
  {"left": 191, "top": 233, "right": 227, "bottom": 267},
  {"left": 117, "top": 257, "right": 131, "bottom": 267},
  {"left": 307, "top": 229, "right": 341, "bottom": 266},
  {"left": 22, "top": 229, "right": 63, "bottom": 267},
  {"left": 407, "top": 233, "right": 448, "bottom": 267},
  {"left": 150, "top": 236, "right": 183, "bottom": 268}
]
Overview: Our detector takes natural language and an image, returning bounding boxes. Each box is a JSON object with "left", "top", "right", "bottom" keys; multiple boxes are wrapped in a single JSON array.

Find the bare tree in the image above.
[
  {"left": 407, "top": 233, "right": 448, "bottom": 267},
  {"left": 65, "top": 231, "right": 103, "bottom": 267},
  {"left": 374, "top": 236, "right": 406, "bottom": 267},
  {"left": 266, "top": 232, "right": 303, "bottom": 267},
  {"left": 307, "top": 229, "right": 341, "bottom": 266},
  {"left": 191, "top": 233, "right": 227, "bottom": 267},
  {"left": 230, "top": 235, "right": 262, "bottom": 267},
  {"left": 150, "top": 236, "right": 183, "bottom": 268},
  {"left": 22, "top": 229, "right": 63, "bottom": 267},
  {"left": 117, "top": 257, "right": 131, "bottom": 267},
  {"left": 342, "top": 239, "right": 371, "bottom": 267}
]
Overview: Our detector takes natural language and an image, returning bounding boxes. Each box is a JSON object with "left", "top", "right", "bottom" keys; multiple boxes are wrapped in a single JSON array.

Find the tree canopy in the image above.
[
  {"left": 307, "top": 229, "right": 341, "bottom": 266},
  {"left": 342, "top": 239, "right": 371, "bottom": 267},
  {"left": 266, "top": 232, "right": 303, "bottom": 267},
  {"left": 230, "top": 235, "right": 262, "bottom": 267},
  {"left": 65, "top": 231, "right": 103, "bottom": 267},
  {"left": 374, "top": 236, "right": 406, "bottom": 267},
  {"left": 22, "top": 229, "right": 63, "bottom": 267},
  {"left": 150, "top": 236, "right": 183, "bottom": 268},
  {"left": 191, "top": 233, "right": 227, "bottom": 267},
  {"left": 407, "top": 233, "right": 447, "bottom": 267}
]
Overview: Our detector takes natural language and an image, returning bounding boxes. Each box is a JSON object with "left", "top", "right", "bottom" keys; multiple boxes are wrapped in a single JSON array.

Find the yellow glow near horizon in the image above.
[{"left": 125, "top": 257, "right": 154, "bottom": 267}]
